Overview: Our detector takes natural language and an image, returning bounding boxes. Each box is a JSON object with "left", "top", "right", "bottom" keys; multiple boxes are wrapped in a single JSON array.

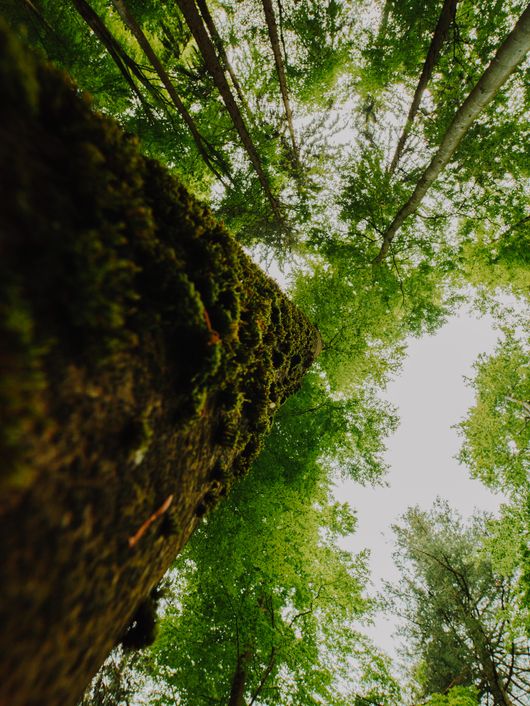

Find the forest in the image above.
[{"left": 0, "top": 0, "right": 529, "bottom": 705}]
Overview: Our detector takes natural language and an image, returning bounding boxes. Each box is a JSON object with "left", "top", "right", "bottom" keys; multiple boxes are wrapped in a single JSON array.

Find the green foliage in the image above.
[
  {"left": 428, "top": 686, "right": 480, "bottom": 706},
  {"left": 389, "top": 501, "right": 530, "bottom": 703},
  {"left": 3, "top": 1, "right": 530, "bottom": 703},
  {"left": 484, "top": 496, "right": 530, "bottom": 636},
  {"left": 129, "top": 366, "right": 400, "bottom": 704},
  {"left": 457, "top": 332, "right": 530, "bottom": 493}
]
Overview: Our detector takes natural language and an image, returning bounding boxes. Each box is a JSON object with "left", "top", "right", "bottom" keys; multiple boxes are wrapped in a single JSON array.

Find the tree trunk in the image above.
[
  {"left": 22, "top": 0, "right": 58, "bottom": 36},
  {"left": 261, "top": 0, "right": 300, "bottom": 168},
  {"left": 228, "top": 650, "right": 252, "bottom": 706},
  {"left": 0, "top": 23, "right": 320, "bottom": 706},
  {"left": 388, "top": 0, "right": 458, "bottom": 176},
  {"left": 111, "top": 0, "right": 228, "bottom": 181},
  {"left": 175, "top": 0, "right": 283, "bottom": 223},
  {"left": 71, "top": 0, "right": 156, "bottom": 120},
  {"left": 373, "top": 4, "right": 530, "bottom": 264},
  {"left": 195, "top": 0, "right": 252, "bottom": 120},
  {"left": 479, "top": 648, "right": 515, "bottom": 706}
]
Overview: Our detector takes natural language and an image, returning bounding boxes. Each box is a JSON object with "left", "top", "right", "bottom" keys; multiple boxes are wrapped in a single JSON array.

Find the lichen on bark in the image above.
[{"left": 0, "top": 21, "right": 320, "bottom": 706}]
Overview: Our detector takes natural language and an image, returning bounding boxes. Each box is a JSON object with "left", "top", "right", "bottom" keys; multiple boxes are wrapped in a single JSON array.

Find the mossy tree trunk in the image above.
[{"left": 0, "top": 24, "right": 320, "bottom": 706}]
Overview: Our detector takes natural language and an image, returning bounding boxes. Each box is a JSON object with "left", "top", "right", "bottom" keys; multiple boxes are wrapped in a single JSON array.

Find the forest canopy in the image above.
[{"left": 1, "top": 0, "right": 529, "bottom": 704}]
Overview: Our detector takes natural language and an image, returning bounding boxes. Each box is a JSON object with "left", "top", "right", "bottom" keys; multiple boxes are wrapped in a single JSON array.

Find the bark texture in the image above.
[
  {"left": 228, "top": 650, "right": 252, "bottom": 706},
  {"left": 374, "top": 4, "right": 530, "bottom": 263},
  {"left": 0, "top": 23, "right": 320, "bottom": 706}
]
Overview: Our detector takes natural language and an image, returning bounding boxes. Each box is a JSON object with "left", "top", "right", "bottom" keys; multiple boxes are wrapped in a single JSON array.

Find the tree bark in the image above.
[
  {"left": 261, "top": 0, "right": 300, "bottom": 168},
  {"left": 175, "top": 0, "right": 283, "bottom": 222},
  {"left": 373, "top": 4, "right": 530, "bottom": 264},
  {"left": 228, "top": 650, "right": 252, "bottom": 706},
  {"left": 477, "top": 643, "right": 515, "bottom": 706},
  {"left": 195, "top": 0, "right": 252, "bottom": 120},
  {"left": 0, "top": 23, "right": 320, "bottom": 706},
  {"left": 388, "top": 0, "right": 458, "bottom": 176},
  {"left": 111, "top": 0, "right": 228, "bottom": 181}
]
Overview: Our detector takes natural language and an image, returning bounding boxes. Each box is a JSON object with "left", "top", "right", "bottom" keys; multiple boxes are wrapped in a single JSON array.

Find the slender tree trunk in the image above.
[
  {"left": 373, "top": 4, "right": 530, "bottom": 264},
  {"left": 72, "top": 0, "right": 191, "bottom": 130},
  {"left": 111, "top": 0, "right": 228, "bottom": 181},
  {"left": 388, "top": 0, "right": 458, "bottom": 176},
  {"left": 0, "top": 25, "right": 320, "bottom": 706},
  {"left": 71, "top": 0, "right": 155, "bottom": 120},
  {"left": 22, "top": 0, "right": 58, "bottom": 36},
  {"left": 195, "top": 0, "right": 252, "bottom": 119},
  {"left": 479, "top": 648, "right": 515, "bottom": 706},
  {"left": 175, "top": 0, "right": 283, "bottom": 222},
  {"left": 261, "top": 0, "right": 300, "bottom": 168},
  {"left": 228, "top": 650, "right": 252, "bottom": 706},
  {"left": 276, "top": 0, "right": 289, "bottom": 70}
]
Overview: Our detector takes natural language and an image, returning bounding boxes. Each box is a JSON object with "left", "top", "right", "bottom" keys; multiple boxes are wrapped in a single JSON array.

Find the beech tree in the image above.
[
  {"left": 373, "top": 4, "right": 530, "bottom": 263},
  {"left": 175, "top": 0, "right": 283, "bottom": 222},
  {"left": 110, "top": 0, "right": 229, "bottom": 181},
  {"left": 387, "top": 0, "right": 458, "bottom": 176}
]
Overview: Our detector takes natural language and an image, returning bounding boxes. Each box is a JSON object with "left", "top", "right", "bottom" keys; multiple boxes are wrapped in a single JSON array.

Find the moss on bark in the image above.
[{"left": 0, "top": 22, "right": 320, "bottom": 706}]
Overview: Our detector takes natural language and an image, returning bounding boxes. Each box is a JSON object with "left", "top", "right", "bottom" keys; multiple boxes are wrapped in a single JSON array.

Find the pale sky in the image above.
[
  {"left": 258, "top": 253, "right": 507, "bottom": 660},
  {"left": 335, "top": 309, "right": 505, "bottom": 659}
]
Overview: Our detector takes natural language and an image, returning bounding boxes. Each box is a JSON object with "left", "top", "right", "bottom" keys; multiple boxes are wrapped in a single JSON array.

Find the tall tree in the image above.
[
  {"left": 70, "top": 0, "right": 157, "bottom": 120},
  {"left": 111, "top": 0, "right": 228, "bottom": 181},
  {"left": 388, "top": 0, "right": 458, "bottom": 176},
  {"left": 86, "top": 369, "right": 400, "bottom": 705},
  {"left": 389, "top": 502, "right": 530, "bottom": 706},
  {"left": 194, "top": 0, "right": 252, "bottom": 120},
  {"left": 261, "top": 0, "right": 300, "bottom": 168},
  {"left": 0, "top": 24, "right": 320, "bottom": 706},
  {"left": 457, "top": 329, "right": 530, "bottom": 638},
  {"left": 175, "top": 0, "right": 284, "bottom": 223},
  {"left": 373, "top": 4, "right": 530, "bottom": 263}
]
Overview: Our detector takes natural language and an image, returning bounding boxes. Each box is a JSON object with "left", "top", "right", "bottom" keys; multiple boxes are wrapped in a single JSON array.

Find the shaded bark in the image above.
[
  {"left": 0, "top": 24, "right": 320, "bottom": 706},
  {"left": 111, "top": 0, "right": 228, "bottom": 181},
  {"left": 175, "top": 0, "right": 283, "bottom": 222},
  {"left": 228, "top": 650, "right": 252, "bottom": 706},
  {"left": 388, "top": 0, "right": 458, "bottom": 176},
  {"left": 373, "top": 4, "right": 530, "bottom": 264},
  {"left": 474, "top": 636, "right": 515, "bottom": 706},
  {"left": 261, "top": 0, "right": 300, "bottom": 168}
]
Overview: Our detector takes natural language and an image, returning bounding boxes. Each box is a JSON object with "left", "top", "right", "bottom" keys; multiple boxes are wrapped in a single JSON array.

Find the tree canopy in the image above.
[
  {"left": 1, "top": 0, "right": 529, "bottom": 704},
  {"left": 388, "top": 501, "right": 530, "bottom": 706}
]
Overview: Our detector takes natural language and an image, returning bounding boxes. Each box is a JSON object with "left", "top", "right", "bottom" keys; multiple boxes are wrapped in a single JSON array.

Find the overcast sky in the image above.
[{"left": 335, "top": 309, "right": 505, "bottom": 659}]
